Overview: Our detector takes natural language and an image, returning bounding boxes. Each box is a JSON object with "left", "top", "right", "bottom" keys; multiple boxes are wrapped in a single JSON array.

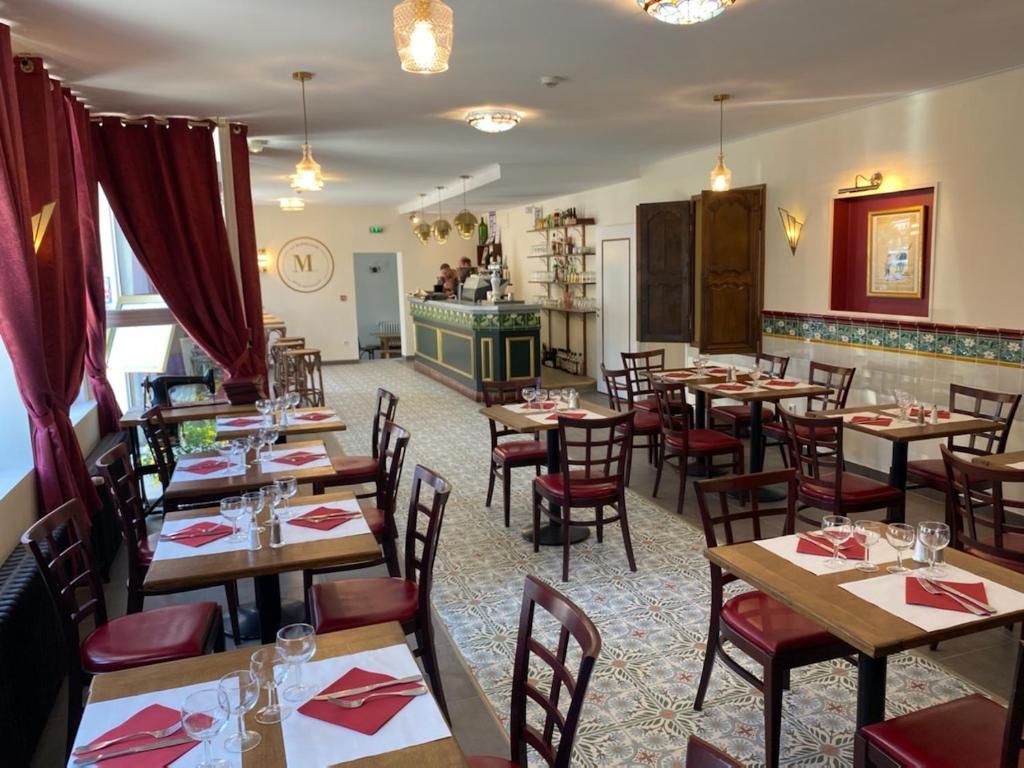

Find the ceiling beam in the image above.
[{"left": 396, "top": 164, "right": 502, "bottom": 214}]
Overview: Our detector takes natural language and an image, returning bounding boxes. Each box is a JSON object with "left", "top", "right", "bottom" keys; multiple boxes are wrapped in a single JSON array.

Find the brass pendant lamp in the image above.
[
  {"left": 453, "top": 175, "right": 478, "bottom": 240},
  {"left": 414, "top": 193, "right": 432, "bottom": 243},
  {"left": 432, "top": 186, "right": 451, "bottom": 245},
  {"left": 709, "top": 93, "right": 732, "bottom": 192}
]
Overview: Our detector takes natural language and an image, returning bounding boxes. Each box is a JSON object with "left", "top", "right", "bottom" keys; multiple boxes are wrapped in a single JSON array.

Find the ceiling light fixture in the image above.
[
  {"left": 466, "top": 109, "right": 521, "bottom": 134},
  {"left": 393, "top": 0, "right": 453, "bottom": 74},
  {"left": 279, "top": 197, "right": 305, "bottom": 212},
  {"left": 639, "top": 0, "right": 736, "bottom": 24},
  {"left": 453, "top": 175, "right": 478, "bottom": 240},
  {"left": 290, "top": 71, "right": 325, "bottom": 192},
  {"left": 778, "top": 208, "right": 804, "bottom": 255},
  {"left": 837, "top": 172, "right": 884, "bottom": 195},
  {"left": 414, "top": 193, "right": 432, "bottom": 243},
  {"left": 709, "top": 93, "right": 732, "bottom": 192},
  {"left": 432, "top": 186, "right": 451, "bottom": 245}
]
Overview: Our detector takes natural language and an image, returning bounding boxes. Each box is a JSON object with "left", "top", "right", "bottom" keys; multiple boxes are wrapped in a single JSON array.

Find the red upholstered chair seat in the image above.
[
  {"left": 860, "top": 694, "right": 1017, "bottom": 768},
  {"left": 633, "top": 396, "right": 659, "bottom": 413},
  {"left": 137, "top": 533, "right": 158, "bottom": 567},
  {"left": 535, "top": 470, "right": 617, "bottom": 502},
  {"left": 764, "top": 420, "right": 831, "bottom": 442},
  {"left": 81, "top": 603, "right": 220, "bottom": 674},
  {"left": 631, "top": 409, "right": 661, "bottom": 432},
  {"left": 310, "top": 577, "right": 418, "bottom": 635},
  {"left": 721, "top": 591, "right": 837, "bottom": 654},
  {"left": 466, "top": 758, "right": 519, "bottom": 768},
  {"left": 907, "top": 458, "right": 948, "bottom": 487},
  {"left": 666, "top": 429, "right": 739, "bottom": 453},
  {"left": 493, "top": 440, "right": 547, "bottom": 464},
  {"left": 963, "top": 531, "right": 1024, "bottom": 574},
  {"left": 360, "top": 506, "right": 386, "bottom": 536},
  {"left": 800, "top": 473, "right": 903, "bottom": 506},
  {"left": 328, "top": 455, "right": 378, "bottom": 483}
]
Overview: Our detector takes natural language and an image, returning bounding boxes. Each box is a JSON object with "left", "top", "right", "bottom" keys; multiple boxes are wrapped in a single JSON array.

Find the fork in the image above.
[
  {"left": 916, "top": 578, "right": 992, "bottom": 616},
  {"left": 72, "top": 722, "right": 182, "bottom": 755},
  {"left": 327, "top": 685, "right": 429, "bottom": 709}
]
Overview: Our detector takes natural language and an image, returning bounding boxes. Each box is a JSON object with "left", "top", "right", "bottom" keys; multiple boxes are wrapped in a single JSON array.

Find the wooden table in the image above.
[
  {"left": 479, "top": 400, "right": 619, "bottom": 546},
  {"left": 214, "top": 407, "right": 348, "bottom": 441},
  {"left": 119, "top": 401, "right": 256, "bottom": 429},
  {"left": 375, "top": 332, "right": 402, "bottom": 359},
  {"left": 706, "top": 542, "right": 1024, "bottom": 729},
  {"left": 146, "top": 491, "right": 378, "bottom": 643},
  {"left": 975, "top": 449, "right": 1024, "bottom": 469},
  {"left": 85, "top": 623, "right": 467, "bottom": 767}
]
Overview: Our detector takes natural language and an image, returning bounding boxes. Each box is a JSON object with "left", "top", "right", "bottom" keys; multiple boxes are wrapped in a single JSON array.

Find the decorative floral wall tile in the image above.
[{"left": 1000, "top": 336, "right": 1023, "bottom": 365}]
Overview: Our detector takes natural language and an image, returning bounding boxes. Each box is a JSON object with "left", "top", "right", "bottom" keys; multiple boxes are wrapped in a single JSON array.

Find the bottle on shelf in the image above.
[{"left": 478, "top": 215, "right": 488, "bottom": 246}]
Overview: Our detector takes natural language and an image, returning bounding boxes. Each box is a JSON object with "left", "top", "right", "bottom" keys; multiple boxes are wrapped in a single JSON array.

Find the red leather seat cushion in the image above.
[
  {"left": 861, "top": 694, "right": 1015, "bottom": 768},
  {"left": 81, "top": 603, "right": 219, "bottom": 674},
  {"left": 722, "top": 591, "right": 838, "bottom": 654},
  {"left": 493, "top": 440, "right": 546, "bottom": 464},
  {"left": 800, "top": 473, "right": 903, "bottom": 506},
  {"left": 763, "top": 422, "right": 832, "bottom": 442},
  {"left": 329, "top": 455, "right": 378, "bottom": 483},
  {"left": 310, "top": 578, "right": 418, "bottom": 634},
  {"left": 710, "top": 405, "right": 777, "bottom": 423},
  {"left": 466, "top": 758, "right": 520, "bottom": 768},
  {"left": 666, "top": 429, "right": 740, "bottom": 454},
  {"left": 963, "top": 531, "right": 1024, "bottom": 574},
  {"left": 361, "top": 506, "right": 386, "bottom": 536},
  {"left": 535, "top": 470, "right": 618, "bottom": 502},
  {"left": 633, "top": 396, "right": 659, "bottom": 413},
  {"left": 632, "top": 409, "right": 661, "bottom": 432},
  {"left": 907, "top": 459, "right": 948, "bottom": 488}
]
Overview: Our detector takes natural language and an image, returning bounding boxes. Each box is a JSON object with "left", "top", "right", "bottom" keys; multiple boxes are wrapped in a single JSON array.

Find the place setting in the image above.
[
  {"left": 277, "top": 497, "right": 371, "bottom": 544},
  {"left": 755, "top": 517, "right": 905, "bottom": 576},
  {"left": 260, "top": 442, "right": 333, "bottom": 472}
]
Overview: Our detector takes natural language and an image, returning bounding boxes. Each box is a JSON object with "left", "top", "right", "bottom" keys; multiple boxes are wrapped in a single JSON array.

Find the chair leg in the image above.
[
  {"left": 382, "top": 535, "right": 401, "bottom": 578},
  {"left": 532, "top": 489, "right": 541, "bottom": 554},
  {"left": 675, "top": 455, "right": 690, "bottom": 516},
  {"left": 65, "top": 667, "right": 84, "bottom": 759},
  {"left": 126, "top": 584, "right": 145, "bottom": 615},
  {"left": 415, "top": 623, "right": 449, "bottom": 722},
  {"left": 618, "top": 493, "right": 637, "bottom": 573},
  {"left": 502, "top": 466, "right": 512, "bottom": 528},
  {"left": 224, "top": 581, "right": 242, "bottom": 647},
  {"left": 653, "top": 448, "right": 666, "bottom": 498},
  {"left": 562, "top": 506, "right": 571, "bottom": 582},
  {"left": 485, "top": 460, "right": 496, "bottom": 507},
  {"left": 596, "top": 506, "right": 604, "bottom": 543},
  {"left": 777, "top": 442, "right": 788, "bottom": 468},
  {"left": 693, "top": 614, "right": 719, "bottom": 710},
  {"left": 763, "top": 662, "right": 785, "bottom": 768},
  {"left": 303, "top": 570, "right": 314, "bottom": 622}
]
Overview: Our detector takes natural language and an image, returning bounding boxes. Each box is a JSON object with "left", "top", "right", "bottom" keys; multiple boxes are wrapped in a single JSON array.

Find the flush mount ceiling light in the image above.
[
  {"left": 432, "top": 186, "right": 451, "bottom": 245},
  {"left": 639, "top": 0, "right": 736, "bottom": 24},
  {"left": 414, "top": 194, "right": 432, "bottom": 243},
  {"left": 709, "top": 93, "right": 732, "bottom": 192},
  {"left": 279, "top": 197, "right": 305, "bottom": 212},
  {"left": 453, "top": 175, "right": 478, "bottom": 240},
  {"left": 290, "top": 71, "right": 325, "bottom": 193},
  {"left": 466, "top": 109, "right": 521, "bottom": 134},
  {"left": 393, "top": 0, "right": 453, "bottom": 74}
]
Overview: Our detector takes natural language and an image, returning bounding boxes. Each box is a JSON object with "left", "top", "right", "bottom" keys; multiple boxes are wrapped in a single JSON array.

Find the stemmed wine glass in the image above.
[
  {"left": 250, "top": 646, "right": 291, "bottom": 724},
  {"left": 918, "top": 521, "right": 951, "bottom": 575},
  {"left": 536, "top": 388, "right": 549, "bottom": 407},
  {"left": 695, "top": 355, "right": 709, "bottom": 376},
  {"left": 748, "top": 360, "right": 764, "bottom": 386},
  {"left": 277, "top": 623, "right": 318, "bottom": 702},
  {"left": 286, "top": 391, "right": 301, "bottom": 420},
  {"left": 255, "top": 398, "right": 273, "bottom": 426},
  {"left": 181, "top": 689, "right": 229, "bottom": 768},
  {"left": 217, "top": 670, "right": 261, "bottom": 753},
  {"left": 220, "top": 496, "right": 246, "bottom": 543},
  {"left": 521, "top": 387, "right": 536, "bottom": 410},
  {"left": 886, "top": 523, "right": 916, "bottom": 573},
  {"left": 230, "top": 438, "right": 249, "bottom": 470},
  {"left": 215, "top": 441, "right": 236, "bottom": 472},
  {"left": 274, "top": 396, "right": 288, "bottom": 426},
  {"left": 853, "top": 520, "right": 884, "bottom": 573},
  {"left": 895, "top": 389, "right": 913, "bottom": 422},
  {"left": 821, "top": 515, "right": 853, "bottom": 570},
  {"left": 274, "top": 476, "right": 298, "bottom": 517},
  {"left": 242, "top": 490, "right": 266, "bottom": 534}
]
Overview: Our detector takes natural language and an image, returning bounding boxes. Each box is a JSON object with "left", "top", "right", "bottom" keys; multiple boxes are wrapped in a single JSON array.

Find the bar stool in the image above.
[
  {"left": 283, "top": 347, "right": 325, "bottom": 406},
  {"left": 270, "top": 337, "right": 306, "bottom": 395},
  {"left": 707, "top": 352, "right": 790, "bottom": 437},
  {"left": 482, "top": 378, "right": 546, "bottom": 527}
]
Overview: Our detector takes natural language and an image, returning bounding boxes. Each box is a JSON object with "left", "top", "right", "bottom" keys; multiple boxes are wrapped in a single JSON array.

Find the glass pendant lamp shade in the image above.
[
  {"left": 454, "top": 174, "right": 477, "bottom": 240},
  {"left": 639, "top": 0, "right": 736, "bottom": 24},
  {"left": 291, "top": 143, "right": 324, "bottom": 192},
  {"left": 709, "top": 93, "right": 732, "bottom": 192},
  {"left": 431, "top": 186, "right": 451, "bottom": 245},
  {"left": 394, "top": 0, "right": 453, "bottom": 74}
]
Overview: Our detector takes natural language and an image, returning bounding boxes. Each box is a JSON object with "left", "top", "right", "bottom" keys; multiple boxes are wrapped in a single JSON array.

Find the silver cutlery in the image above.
[
  {"left": 312, "top": 674, "right": 424, "bottom": 701},
  {"left": 160, "top": 530, "right": 225, "bottom": 541},
  {"left": 326, "top": 685, "right": 429, "bottom": 709},
  {"left": 797, "top": 533, "right": 847, "bottom": 559},
  {"left": 73, "top": 723, "right": 182, "bottom": 755},
  {"left": 71, "top": 736, "right": 194, "bottom": 765},
  {"left": 916, "top": 578, "right": 992, "bottom": 616},
  {"left": 301, "top": 512, "right": 361, "bottom": 523},
  {"left": 923, "top": 577, "right": 997, "bottom": 614}
]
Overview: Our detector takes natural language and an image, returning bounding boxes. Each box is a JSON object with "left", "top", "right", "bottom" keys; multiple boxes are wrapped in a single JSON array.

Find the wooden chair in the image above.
[
  {"left": 687, "top": 736, "right": 745, "bottom": 768},
  {"left": 532, "top": 412, "right": 638, "bottom": 581},
  {"left": 140, "top": 405, "right": 177, "bottom": 491},
  {"left": 778, "top": 407, "right": 905, "bottom": 527},
  {"left": 313, "top": 387, "right": 398, "bottom": 498},
  {"left": 693, "top": 470, "right": 853, "bottom": 768},
  {"left": 620, "top": 348, "right": 666, "bottom": 413},
  {"left": 95, "top": 443, "right": 242, "bottom": 645},
  {"left": 601, "top": 364, "right": 662, "bottom": 485},
  {"left": 482, "top": 378, "right": 546, "bottom": 527},
  {"left": 22, "top": 499, "right": 223, "bottom": 753},
  {"left": 708, "top": 352, "right": 790, "bottom": 437},
  {"left": 283, "top": 347, "right": 325, "bottom": 407},
  {"left": 310, "top": 464, "right": 452, "bottom": 719},
  {"left": 465, "top": 575, "right": 601, "bottom": 768},
  {"left": 907, "top": 385, "right": 1022, "bottom": 492},
  {"left": 652, "top": 379, "right": 744, "bottom": 515},
  {"left": 854, "top": 638, "right": 1024, "bottom": 767}
]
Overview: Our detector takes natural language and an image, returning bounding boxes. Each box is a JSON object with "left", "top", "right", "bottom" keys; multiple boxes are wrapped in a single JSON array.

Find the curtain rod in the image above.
[{"left": 88, "top": 115, "right": 216, "bottom": 128}]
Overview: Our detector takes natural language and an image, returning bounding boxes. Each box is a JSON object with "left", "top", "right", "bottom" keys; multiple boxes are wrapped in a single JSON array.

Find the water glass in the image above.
[
  {"left": 274, "top": 396, "right": 288, "bottom": 426},
  {"left": 220, "top": 496, "right": 246, "bottom": 543},
  {"left": 262, "top": 426, "right": 280, "bottom": 463},
  {"left": 277, "top": 623, "right": 318, "bottom": 701},
  {"left": 854, "top": 521, "right": 884, "bottom": 573},
  {"left": 250, "top": 646, "right": 291, "bottom": 724},
  {"left": 521, "top": 387, "right": 536, "bottom": 409},
  {"left": 217, "top": 670, "right": 261, "bottom": 753},
  {"left": 895, "top": 389, "right": 913, "bottom": 422},
  {"left": 230, "top": 438, "right": 249, "bottom": 470},
  {"left": 286, "top": 391, "right": 301, "bottom": 419},
  {"left": 885, "top": 523, "right": 916, "bottom": 573},
  {"left": 255, "top": 398, "right": 272, "bottom": 425},
  {"left": 242, "top": 490, "right": 266, "bottom": 533},
  {"left": 181, "top": 689, "right": 229, "bottom": 768},
  {"left": 821, "top": 515, "right": 853, "bottom": 570},
  {"left": 275, "top": 476, "right": 299, "bottom": 516},
  {"left": 918, "top": 521, "right": 951, "bottom": 574},
  {"left": 537, "top": 388, "right": 549, "bottom": 405}
]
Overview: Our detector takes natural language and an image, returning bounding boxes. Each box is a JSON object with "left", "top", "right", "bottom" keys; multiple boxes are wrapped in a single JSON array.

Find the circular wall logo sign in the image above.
[{"left": 277, "top": 237, "right": 335, "bottom": 293}]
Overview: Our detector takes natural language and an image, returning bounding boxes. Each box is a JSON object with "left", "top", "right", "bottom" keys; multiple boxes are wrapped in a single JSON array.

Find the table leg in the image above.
[
  {"left": 254, "top": 573, "right": 282, "bottom": 644},
  {"left": 521, "top": 430, "right": 590, "bottom": 546},
  {"left": 750, "top": 400, "right": 765, "bottom": 473},
  {"left": 856, "top": 654, "right": 887, "bottom": 729},
  {"left": 695, "top": 390, "right": 707, "bottom": 429},
  {"left": 888, "top": 442, "right": 908, "bottom": 523}
]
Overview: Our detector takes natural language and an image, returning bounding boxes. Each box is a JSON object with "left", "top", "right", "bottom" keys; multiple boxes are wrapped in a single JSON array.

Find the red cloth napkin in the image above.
[
  {"left": 524, "top": 401, "right": 557, "bottom": 410},
  {"left": 906, "top": 578, "right": 989, "bottom": 613},
  {"left": 287, "top": 506, "right": 362, "bottom": 531},
  {"left": 851, "top": 415, "right": 893, "bottom": 427},
  {"left": 708, "top": 367, "right": 729, "bottom": 375},
  {"left": 298, "top": 667, "right": 422, "bottom": 735},
  {"left": 222, "top": 417, "right": 262, "bottom": 427},
  {"left": 271, "top": 451, "right": 323, "bottom": 466},
  {"left": 715, "top": 383, "right": 748, "bottom": 392},
  {"left": 765, "top": 379, "right": 799, "bottom": 387},
  {"left": 546, "top": 412, "right": 588, "bottom": 420},
  {"left": 796, "top": 535, "right": 866, "bottom": 560},
  {"left": 179, "top": 459, "right": 231, "bottom": 475},
  {"left": 909, "top": 407, "right": 951, "bottom": 419},
  {"left": 663, "top": 372, "right": 694, "bottom": 380},
  {"left": 160, "top": 521, "right": 233, "bottom": 548},
  {"left": 76, "top": 703, "right": 198, "bottom": 767},
  {"left": 296, "top": 412, "right": 334, "bottom": 421}
]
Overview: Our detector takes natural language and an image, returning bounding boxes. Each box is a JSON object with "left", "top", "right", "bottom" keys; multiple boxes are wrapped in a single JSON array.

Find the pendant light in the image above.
[
  {"left": 453, "top": 175, "right": 478, "bottom": 240},
  {"left": 393, "top": 0, "right": 453, "bottom": 74},
  {"left": 290, "top": 71, "right": 325, "bottom": 193},
  {"left": 709, "top": 93, "right": 732, "bottom": 192},
  {"left": 432, "top": 186, "right": 451, "bottom": 245},
  {"left": 639, "top": 0, "right": 736, "bottom": 25},
  {"left": 414, "top": 193, "right": 432, "bottom": 243}
]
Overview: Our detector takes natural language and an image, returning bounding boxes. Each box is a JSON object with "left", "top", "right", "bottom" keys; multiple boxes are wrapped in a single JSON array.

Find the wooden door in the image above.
[
  {"left": 699, "top": 185, "right": 765, "bottom": 353},
  {"left": 636, "top": 201, "right": 693, "bottom": 343}
]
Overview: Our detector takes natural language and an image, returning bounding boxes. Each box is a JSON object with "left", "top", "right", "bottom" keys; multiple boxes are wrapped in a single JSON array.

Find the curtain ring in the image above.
[
  {"left": 232, "top": 124, "right": 243, "bottom": 134},
  {"left": 18, "top": 57, "right": 34, "bottom": 74}
]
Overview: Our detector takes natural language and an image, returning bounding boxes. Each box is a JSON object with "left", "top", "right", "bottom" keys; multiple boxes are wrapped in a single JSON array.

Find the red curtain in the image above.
[
  {"left": 0, "top": 36, "right": 98, "bottom": 516},
  {"left": 92, "top": 118, "right": 262, "bottom": 380},
  {"left": 228, "top": 122, "right": 267, "bottom": 389}
]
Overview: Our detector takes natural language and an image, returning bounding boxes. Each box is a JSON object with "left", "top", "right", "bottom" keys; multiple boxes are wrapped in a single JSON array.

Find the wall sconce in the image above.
[
  {"left": 257, "top": 248, "right": 274, "bottom": 272},
  {"left": 837, "top": 171, "right": 883, "bottom": 195},
  {"left": 778, "top": 208, "right": 804, "bottom": 255}
]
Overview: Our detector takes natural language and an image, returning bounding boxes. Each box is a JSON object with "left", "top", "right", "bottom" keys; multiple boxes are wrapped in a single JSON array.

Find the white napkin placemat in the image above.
[
  {"left": 504, "top": 402, "right": 558, "bottom": 415},
  {"left": 283, "top": 499, "right": 372, "bottom": 543},
  {"left": 215, "top": 415, "right": 267, "bottom": 432},
  {"left": 755, "top": 533, "right": 900, "bottom": 576},
  {"left": 264, "top": 444, "right": 332, "bottom": 471},
  {"left": 840, "top": 412, "right": 906, "bottom": 431},
  {"left": 289, "top": 411, "right": 343, "bottom": 426},
  {"left": 527, "top": 409, "right": 607, "bottom": 425},
  {"left": 758, "top": 380, "right": 804, "bottom": 390},
  {"left": 151, "top": 515, "right": 251, "bottom": 562},
  {"left": 171, "top": 456, "right": 248, "bottom": 482},
  {"left": 1010, "top": 461, "right": 1024, "bottom": 470}
]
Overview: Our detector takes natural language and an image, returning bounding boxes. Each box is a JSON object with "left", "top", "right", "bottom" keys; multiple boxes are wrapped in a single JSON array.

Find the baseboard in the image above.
[{"left": 323, "top": 359, "right": 360, "bottom": 366}]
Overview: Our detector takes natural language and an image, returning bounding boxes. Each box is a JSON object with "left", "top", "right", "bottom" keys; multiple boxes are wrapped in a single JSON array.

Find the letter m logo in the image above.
[{"left": 292, "top": 252, "right": 313, "bottom": 272}]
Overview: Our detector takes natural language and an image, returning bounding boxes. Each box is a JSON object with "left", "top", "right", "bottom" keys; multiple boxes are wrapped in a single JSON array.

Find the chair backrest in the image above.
[
  {"left": 508, "top": 575, "right": 601, "bottom": 768},
  {"left": 95, "top": 443, "right": 148, "bottom": 577},
  {"left": 402, "top": 464, "right": 452, "bottom": 614},
  {"left": 1001, "top": 640, "right": 1024, "bottom": 767},
  {"left": 806, "top": 361, "right": 856, "bottom": 411},
  {"left": 621, "top": 349, "right": 664, "bottom": 404},
  {"left": 599, "top": 364, "right": 633, "bottom": 412},
  {"left": 482, "top": 378, "right": 542, "bottom": 447},
  {"left": 778, "top": 406, "right": 846, "bottom": 498},
  {"left": 686, "top": 736, "right": 745, "bottom": 768},
  {"left": 694, "top": 469, "right": 798, "bottom": 550},
  {"left": 946, "top": 384, "right": 1022, "bottom": 457},
  {"left": 557, "top": 412, "right": 633, "bottom": 503},
  {"left": 652, "top": 379, "right": 690, "bottom": 440},
  {"left": 942, "top": 446, "right": 1024, "bottom": 568},
  {"left": 140, "top": 406, "right": 176, "bottom": 488},
  {"left": 371, "top": 388, "right": 400, "bottom": 458},
  {"left": 21, "top": 499, "right": 108, "bottom": 666},
  {"left": 375, "top": 421, "right": 411, "bottom": 536},
  {"left": 755, "top": 352, "right": 789, "bottom": 379}
]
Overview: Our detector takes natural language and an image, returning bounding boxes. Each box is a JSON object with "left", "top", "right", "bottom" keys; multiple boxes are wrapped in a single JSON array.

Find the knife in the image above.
[
  {"left": 160, "top": 530, "right": 225, "bottom": 540},
  {"left": 925, "top": 577, "right": 997, "bottom": 613},
  {"left": 796, "top": 533, "right": 847, "bottom": 559},
  {"left": 311, "top": 674, "right": 424, "bottom": 701},
  {"left": 72, "top": 736, "right": 194, "bottom": 766}
]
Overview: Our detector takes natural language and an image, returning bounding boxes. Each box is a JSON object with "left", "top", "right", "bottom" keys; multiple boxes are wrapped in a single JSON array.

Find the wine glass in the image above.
[
  {"left": 242, "top": 490, "right": 265, "bottom": 533},
  {"left": 217, "top": 670, "right": 261, "bottom": 753},
  {"left": 215, "top": 441, "right": 235, "bottom": 471},
  {"left": 886, "top": 522, "right": 916, "bottom": 573},
  {"left": 521, "top": 386, "right": 536, "bottom": 410},
  {"left": 274, "top": 476, "right": 298, "bottom": 517},
  {"left": 854, "top": 521, "right": 884, "bottom": 573},
  {"left": 695, "top": 355, "right": 708, "bottom": 376},
  {"left": 821, "top": 515, "right": 853, "bottom": 570},
  {"left": 918, "top": 521, "right": 951, "bottom": 575},
  {"left": 181, "top": 689, "right": 229, "bottom": 768},
  {"left": 262, "top": 426, "right": 280, "bottom": 465},
  {"left": 220, "top": 496, "right": 246, "bottom": 543},
  {"left": 250, "top": 646, "right": 291, "bottom": 724},
  {"left": 255, "top": 399, "right": 272, "bottom": 426},
  {"left": 537, "top": 388, "right": 549, "bottom": 407},
  {"left": 894, "top": 389, "right": 913, "bottom": 422},
  {"left": 286, "top": 391, "right": 301, "bottom": 420},
  {"left": 230, "top": 438, "right": 249, "bottom": 470},
  {"left": 274, "top": 396, "right": 288, "bottom": 426},
  {"left": 749, "top": 360, "right": 764, "bottom": 386},
  {"left": 277, "top": 623, "right": 318, "bottom": 702}
]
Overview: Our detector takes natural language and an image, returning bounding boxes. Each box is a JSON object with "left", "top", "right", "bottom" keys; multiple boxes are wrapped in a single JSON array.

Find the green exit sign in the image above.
[{"left": 369, "top": 225, "right": 384, "bottom": 234}]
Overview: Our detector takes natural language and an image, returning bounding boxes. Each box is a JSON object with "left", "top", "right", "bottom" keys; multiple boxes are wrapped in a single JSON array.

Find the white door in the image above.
[{"left": 598, "top": 228, "right": 633, "bottom": 394}]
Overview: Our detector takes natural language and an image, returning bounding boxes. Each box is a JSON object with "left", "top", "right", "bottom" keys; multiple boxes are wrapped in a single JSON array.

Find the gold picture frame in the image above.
[{"left": 866, "top": 205, "right": 925, "bottom": 298}]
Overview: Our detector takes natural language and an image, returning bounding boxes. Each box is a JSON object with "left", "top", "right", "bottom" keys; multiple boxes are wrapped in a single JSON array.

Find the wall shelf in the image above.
[{"left": 527, "top": 218, "right": 596, "bottom": 234}]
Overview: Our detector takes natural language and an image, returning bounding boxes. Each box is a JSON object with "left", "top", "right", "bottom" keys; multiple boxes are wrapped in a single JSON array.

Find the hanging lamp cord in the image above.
[
  {"left": 718, "top": 98, "right": 724, "bottom": 156},
  {"left": 301, "top": 78, "right": 310, "bottom": 145}
]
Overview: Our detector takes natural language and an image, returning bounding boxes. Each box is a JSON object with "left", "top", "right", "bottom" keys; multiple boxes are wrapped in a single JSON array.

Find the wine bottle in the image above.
[{"left": 478, "top": 215, "right": 488, "bottom": 246}]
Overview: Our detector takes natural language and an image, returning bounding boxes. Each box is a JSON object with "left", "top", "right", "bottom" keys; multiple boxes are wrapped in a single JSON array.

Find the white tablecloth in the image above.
[
  {"left": 755, "top": 533, "right": 901, "bottom": 576},
  {"left": 171, "top": 456, "right": 248, "bottom": 482},
  {"left": 151, "top": 515, "right": 251, "bottom": 563},
  {"left": 283, "top": 499, "right": 372, "bottom": 544}
]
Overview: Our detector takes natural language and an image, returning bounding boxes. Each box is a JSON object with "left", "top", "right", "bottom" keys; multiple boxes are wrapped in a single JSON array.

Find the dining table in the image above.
[
  {"left": 72, "top": 622, "right": 466, "bottom": 767},
  {"left": 975, "top": 449, "right": 1024, "bottom": 469},
  {"left": 213, "top": 406, "right": 347, "bottom": 441},
  {"left": 145, "top": 491, "right": 380, "bottom": 644},
  {"left": 706, "top": 540, "right": 1024, "bottom": 729}
]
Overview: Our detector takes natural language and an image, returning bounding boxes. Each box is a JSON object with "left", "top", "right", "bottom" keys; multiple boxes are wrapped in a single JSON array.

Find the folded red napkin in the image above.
[
  {"left": 715, "top": 383, "right": 748, "bottom": 392},
  {"left": 851, "top": 415, "right": 893, "bottom": 427},
  {"left": 708, "top": 367, "right": 729, "bottom": 375},
  {"left": 222, "top": 417, "right": 262, "bottom": 427},
  {"left": 909, "top": 407, "right": 951, "bottom": 419},
  {"left": 298, "top": 667, "right": 421, "bottom": 735},
  {"left": 796, "top": 535, "right": 866, "bottom": 560},
  {"left": 765, "top": 379, "right": 799, "bottom": 387},
  {"left": 179, "top": 459, "right": 231, "bottom": 475},
  {"left": 296, "top": 412, "right": 334, "bottom": 422},
  {"left": 906, "top": 578, "right": 989, "bottom": 613},
  {"left": 271, "top": 451, "right": 323, "bottom": 466},
  {"left": 546, "top": 412, "right": 588, "bottom": 420},
  {"left": 161, "top": 521, "right": 232, "bottom": 548},
  {"left": 288, "top": 506, "right": 362, "bottom": 531},
  {"left": 524, "top": 401, "right": 557, "bottom": 410},
  {"left": 663, "top": 372, "right": 694, "bottom": 380},
  {"left": 76, "top": 703, "right": 198, "bottom": 767}
]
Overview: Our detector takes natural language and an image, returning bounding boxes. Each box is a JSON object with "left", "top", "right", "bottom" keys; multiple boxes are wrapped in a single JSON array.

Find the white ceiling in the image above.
[{"left": 5, "top": 0, "right": 1024, "bottom": 208}]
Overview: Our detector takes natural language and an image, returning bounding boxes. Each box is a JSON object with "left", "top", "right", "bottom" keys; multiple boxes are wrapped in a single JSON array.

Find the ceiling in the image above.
[{"left": 5, "top": 0, "right": 1024, "bottom": 209}]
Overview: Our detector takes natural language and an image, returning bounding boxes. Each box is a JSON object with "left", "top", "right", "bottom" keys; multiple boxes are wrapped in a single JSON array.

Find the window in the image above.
[{"left": 0, "top": 340, "right": 31, "bottom": 484}]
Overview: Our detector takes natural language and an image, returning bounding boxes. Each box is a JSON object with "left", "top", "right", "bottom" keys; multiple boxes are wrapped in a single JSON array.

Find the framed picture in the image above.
[{"left": 866, "top": 205, "right": 925, "bottom": 297}]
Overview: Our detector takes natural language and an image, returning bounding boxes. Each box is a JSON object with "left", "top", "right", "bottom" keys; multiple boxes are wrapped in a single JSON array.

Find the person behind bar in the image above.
[{"left": 456, "top": 256, "right": 474, "bottom": 283}]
